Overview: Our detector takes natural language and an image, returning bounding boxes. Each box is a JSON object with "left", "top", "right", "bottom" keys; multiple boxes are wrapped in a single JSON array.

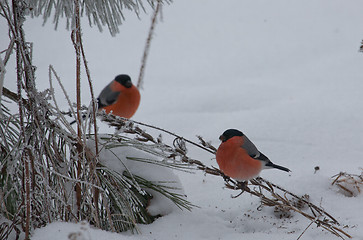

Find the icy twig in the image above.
[
  {"left": 0, "top": 36, "right": 13, "bottom": 111},
  {"left": 78, "top": 27, "right": 99, "bottom": 155},
  {"left": 196, "top": 135, "right": 217, "bottom": 153},
  {"left": 0, "top": 57, "right": 6, "bottom": 111},
  {"left": 1, "top": 87, "right": 29, "bottom": 110},
  {"left": 76, "top": 7, "right": 101, "bottom": 226},
  {"left": 137, "top": 0, "right": 162, "bottom": 89},
  {"left": 10, "top": 1, "right": 32, "bottom": 238},
  {"left": 98, "top": 112, "right": 215, "bottom": 154},
  {"left": 0, "top": 218, "right": 21, "bottom": 240},
  {"left": 49, "top": 65, "right": 77, "bottom": 135}
]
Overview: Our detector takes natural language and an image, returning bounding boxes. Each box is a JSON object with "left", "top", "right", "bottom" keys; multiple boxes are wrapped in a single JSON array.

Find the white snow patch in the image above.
[{"left": 88, "top": 138, "right": 185, "bottom": 216}]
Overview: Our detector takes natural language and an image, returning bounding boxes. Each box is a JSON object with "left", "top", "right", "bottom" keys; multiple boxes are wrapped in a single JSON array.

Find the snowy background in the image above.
[{"left": 1, "top": 0, "right": 363, "bottom": 239}]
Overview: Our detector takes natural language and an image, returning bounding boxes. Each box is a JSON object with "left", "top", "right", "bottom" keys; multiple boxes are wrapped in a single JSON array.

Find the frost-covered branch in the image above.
[
  {"left": 0, "top": 57, "right": 6, "bottom": 111},
  {"left": 137, "top": 0, "right": 162, "bottom": 89},
  {"left": 28, "top": 0, "right": 171, "bottom": 36},
  {"left": 0, "top": 37, "right": 14, "bottom": 109},
  {"left": 99, "top": 112, "right": 216, "bottom": 154}
]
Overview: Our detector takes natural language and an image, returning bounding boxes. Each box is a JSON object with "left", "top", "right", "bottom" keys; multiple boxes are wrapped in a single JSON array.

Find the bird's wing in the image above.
[
  {"left": 241, "top": 135, "right": 260, "bottom": 158},
  {"left": 97, "top": 84, "right": 121, "bottom": 109},
  {"left": 241, "top": 135, "right": 270, "bottom": 162},
  {"left": 242, "top": 135, "right": 290, "bottom": 172},
  {"left": 254, "top": 151, "right": 270, "bottom": 163}
]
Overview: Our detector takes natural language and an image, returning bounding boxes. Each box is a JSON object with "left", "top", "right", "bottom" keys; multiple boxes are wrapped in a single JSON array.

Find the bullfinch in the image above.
[
  {"left": 216, "top": 129, "right": 290, "bottom": 182},
  {"left": 97, "top": 74, "right": 140, "bottom": 118}
]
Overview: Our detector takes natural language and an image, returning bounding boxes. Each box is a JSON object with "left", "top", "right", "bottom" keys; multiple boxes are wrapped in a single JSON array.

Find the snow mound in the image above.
[{"left": 88, "top": 137, "right": 186, "bottom": 216}]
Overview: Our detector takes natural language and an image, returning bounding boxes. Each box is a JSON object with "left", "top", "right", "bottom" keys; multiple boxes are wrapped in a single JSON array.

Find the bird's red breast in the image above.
[
  {"left": 216, "top": 136, "right": 263, "bottom": 181},
  {"left": 101, "top": 81, "right": 140, "bottom": 118}
]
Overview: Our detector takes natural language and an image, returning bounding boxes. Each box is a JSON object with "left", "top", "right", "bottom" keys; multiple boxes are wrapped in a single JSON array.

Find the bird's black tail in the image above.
[{"left": 266, "top": 162, "right": 291, "bottom": 172}]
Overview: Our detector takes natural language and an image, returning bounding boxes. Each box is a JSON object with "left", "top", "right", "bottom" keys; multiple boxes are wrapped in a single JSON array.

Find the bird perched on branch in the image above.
[
  {"left": 70, "top": 74, "right": 140, "bottom": 125},
  {"left": 97, "top": 74, "right": 140, "bottom": 118},
  {"left": 216, "top": 129, "right": 290, "bottom": 182}
]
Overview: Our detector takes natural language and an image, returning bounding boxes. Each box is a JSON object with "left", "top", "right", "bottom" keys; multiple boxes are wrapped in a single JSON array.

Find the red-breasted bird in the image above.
[
  {"left": 216, "top": 129, "right": 290, "bottom": 181},
  {"left": 97, "top": 74, "right": 140, "bottom": 118}
]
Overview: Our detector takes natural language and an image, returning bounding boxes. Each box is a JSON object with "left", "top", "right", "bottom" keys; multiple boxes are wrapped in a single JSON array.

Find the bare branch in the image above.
[{"left": 137, "top": 0, "right": 162, "bottom": 89}]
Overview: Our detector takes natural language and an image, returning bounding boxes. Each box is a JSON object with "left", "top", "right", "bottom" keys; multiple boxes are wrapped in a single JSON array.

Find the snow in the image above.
[
  {"left": 87, "top": 138, "right": 185, "bottom": 216},
  {"left": 1, "top": 0, "right": 363, "bottom": 239}
]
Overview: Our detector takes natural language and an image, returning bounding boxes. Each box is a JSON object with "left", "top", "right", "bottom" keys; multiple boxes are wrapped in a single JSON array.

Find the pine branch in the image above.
[
  {"left": 1, "top": 0, "right": 189, "bottom": 236},
  {"left": 27, "top": 0, "right": 172, "bottom": 36}
]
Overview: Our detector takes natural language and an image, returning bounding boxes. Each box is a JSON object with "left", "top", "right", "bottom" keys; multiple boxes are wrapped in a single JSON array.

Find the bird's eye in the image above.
[
  {"left": 219, "top": 135, "right": 226, "bottom": 142},
  {"left": 123, "top": 80, "right": 132, "bottom": 88}
]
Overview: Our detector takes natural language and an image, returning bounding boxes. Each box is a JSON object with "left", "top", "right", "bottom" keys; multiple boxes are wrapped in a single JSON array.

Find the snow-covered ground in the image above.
[{"left": 2, "top": 0, "right": 363, "bottom": 239}]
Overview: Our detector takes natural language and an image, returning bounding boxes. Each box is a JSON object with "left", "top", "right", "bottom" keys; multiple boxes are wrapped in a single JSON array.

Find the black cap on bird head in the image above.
[
  {"left": 219, "top": 129, "right": 244, "bottom": 142},
  {"left": 115, "top": 74, "right": 132, "bottom": 88}
]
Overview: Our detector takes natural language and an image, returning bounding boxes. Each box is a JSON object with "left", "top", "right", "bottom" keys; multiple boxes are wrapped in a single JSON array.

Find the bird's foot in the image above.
[
  {"left": 231, "top": 191, "right": 244, "bottom": 198},
  {"left": 231, "top": 181, "right": 250, "bottom": 198},
  {"left": 237, "top": 181, "right": 250, "bottom": 191}
]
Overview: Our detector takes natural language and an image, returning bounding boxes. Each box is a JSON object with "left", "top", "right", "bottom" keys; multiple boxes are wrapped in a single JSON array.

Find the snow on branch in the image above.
[{"left": 27, "top": 0, "right": 171, "bottom": 36}]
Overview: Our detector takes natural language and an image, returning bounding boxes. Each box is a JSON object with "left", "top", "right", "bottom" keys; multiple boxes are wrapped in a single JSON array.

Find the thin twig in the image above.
[
  {"left": 99, "top": 112, "right": 216, "bottom": 154},
  {"left": 137, "top": 0, "right": 162, "bottom": 89},
  {"left": 0, "top": 38, "right": 14, "bottom": 111},
  {"left": 296, "top": 216, "right": 320, "bottom": 240},
  {"left": 0, "top": 57, "right": 6, "bottom": 112},
  {"left": 77, "top": 17, "right": 101, "bottom": 227},
  {"left": 72, "top": 0, "right": 83, "bottom": 218},
  {"left": 48, "top": 65, "right": 77, "bottom": 135},
  {"left": 11, "top": 1, "right": 31, "bottom": 238},
  {"left": 2, "top": 37, "right": 15, "bottom": 65}
]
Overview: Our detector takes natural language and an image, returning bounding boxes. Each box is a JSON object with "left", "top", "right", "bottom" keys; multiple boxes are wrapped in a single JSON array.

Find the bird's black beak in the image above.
[{"left": 219, "top": 135, "right": 226, "bottom": 142}]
